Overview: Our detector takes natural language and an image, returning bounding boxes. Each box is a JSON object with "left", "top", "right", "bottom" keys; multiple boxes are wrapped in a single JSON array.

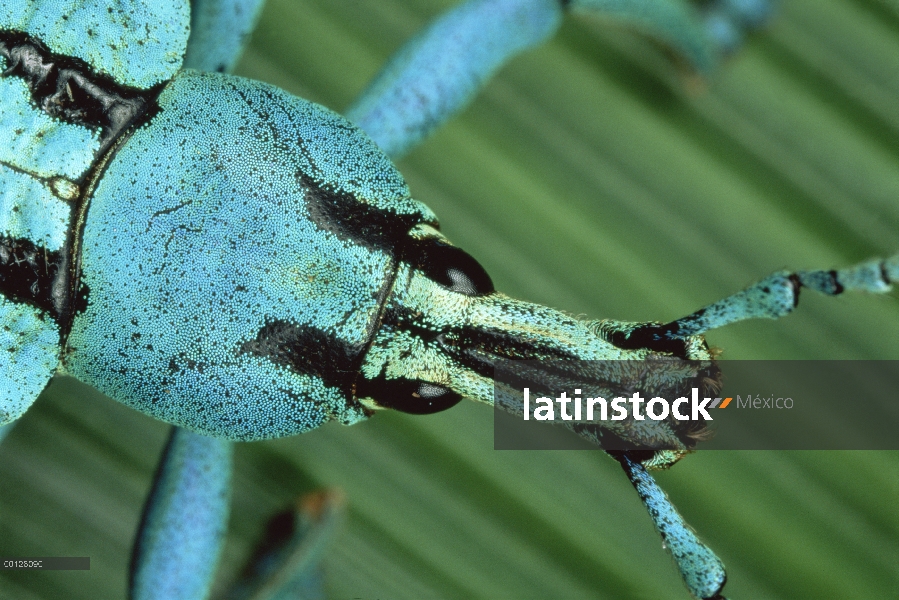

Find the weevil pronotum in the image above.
[{"left": 3, "top": 3, "right": 896, "bottom": 597}]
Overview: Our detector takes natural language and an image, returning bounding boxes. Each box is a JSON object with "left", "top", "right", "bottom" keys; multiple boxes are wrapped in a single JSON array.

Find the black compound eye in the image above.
[
  {"left": 356, "top": 377, "right": 463, "bottom": 415},
  {"left": 411, "top": 240, "right": 494, "bottom": 296}
]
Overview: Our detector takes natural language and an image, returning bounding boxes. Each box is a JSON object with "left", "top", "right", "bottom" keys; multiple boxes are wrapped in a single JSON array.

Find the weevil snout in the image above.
[{"left": 358, "top": 229, "right": 720, "bottom": 459}]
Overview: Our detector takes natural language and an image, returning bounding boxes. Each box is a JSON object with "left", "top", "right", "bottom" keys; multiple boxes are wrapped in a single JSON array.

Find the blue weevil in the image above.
[{"left": 1, "top": 1, "right": 896, "bottom": 598}]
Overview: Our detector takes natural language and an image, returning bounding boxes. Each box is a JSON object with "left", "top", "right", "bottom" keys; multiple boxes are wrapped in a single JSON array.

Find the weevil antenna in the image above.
[{"left": 620, "top": 254, "right": 898, "bottom": 343}]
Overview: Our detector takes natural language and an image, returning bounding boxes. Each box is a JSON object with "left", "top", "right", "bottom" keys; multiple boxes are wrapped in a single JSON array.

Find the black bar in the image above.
[
  {"left": 1, "top": 557, "right": 90, "bottom": 570},
  {"left": 493, "top": 360, "right": 899, "bottom": 450}
]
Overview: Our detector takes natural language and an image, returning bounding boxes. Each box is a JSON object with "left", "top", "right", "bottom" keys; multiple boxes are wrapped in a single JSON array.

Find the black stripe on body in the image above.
[
  {"left": 0, "top": 30, "right": 159, "bottom": 160},
  {"left": 0, "top": 31, "right": 161, "bottom": 335},
  {"left": 300, "top": 173, "right": 427, "bottom": 255},
  {"left": 0, "top": 235, "right": 90, "bottom": 320},
  {"left": 240, "top": 320, "right": 361, "bottom": 394},
  {"left": 0, "top": 235, "right": 63, "bottom": 315}
]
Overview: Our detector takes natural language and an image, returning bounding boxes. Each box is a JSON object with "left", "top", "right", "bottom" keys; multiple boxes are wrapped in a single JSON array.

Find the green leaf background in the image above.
[{"left": 1, "top": 0, "right": 897, "bottom": 598}]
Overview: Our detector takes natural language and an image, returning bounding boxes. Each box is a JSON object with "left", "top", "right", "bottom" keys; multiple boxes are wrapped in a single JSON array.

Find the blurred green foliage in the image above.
[{"left": 1, "top": 0, "right": 898, "bottom": 598}]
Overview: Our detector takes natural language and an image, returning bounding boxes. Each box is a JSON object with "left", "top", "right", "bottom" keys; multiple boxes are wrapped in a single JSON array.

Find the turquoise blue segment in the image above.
[
  {"left": 1, "top": 0, "right": 190, "bottom": 89},
  {"left": 665, "top": 253, "right": 899, "bottom": 338},
  {"left": 568, "top": 0, "right": 716, "bottom": 73},
  {"left": 346, "top": 0, "right": 563, "bottom": 158},
  {"left": 0, "top": 58, "right": 99, "bottom": 182},
  {"left": 619, "top": 454, "right": 726, "bottom": 599},
  {"left": 0, "top": 296, "right": 60, "bottom": 425},
  {"left": 0, "top": 55, "right": 95, "bottom": 249},
  {"left": 185, "top": 0, "right": 267, "bottom": 73},
  {"left": 347, "top": 0, "right": 722, "bottom": 158},
  {"left": 130, "top": 427, "right": 232, "bottom": 600},
  {"left": 0, "top": 165, "right": 73, "bottom": 250},
  {"left": 65, "top": 70, "right": 436, "bottom": 440}
]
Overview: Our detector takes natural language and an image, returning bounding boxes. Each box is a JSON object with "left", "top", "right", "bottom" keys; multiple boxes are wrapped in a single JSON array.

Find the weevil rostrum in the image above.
[{"left": 6, "top": 3, "right": 896, "bottom": 597}]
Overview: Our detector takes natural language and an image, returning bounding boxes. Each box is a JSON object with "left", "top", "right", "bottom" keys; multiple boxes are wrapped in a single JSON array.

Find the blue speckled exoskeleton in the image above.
[{"left": 1, "top": 0, "right": 897, "bottom": 598}]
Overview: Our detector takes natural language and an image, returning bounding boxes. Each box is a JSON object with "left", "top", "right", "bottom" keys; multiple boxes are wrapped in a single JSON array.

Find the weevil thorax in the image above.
[{"left": 62, "top": 70, "right": 440, "bottom": 440}]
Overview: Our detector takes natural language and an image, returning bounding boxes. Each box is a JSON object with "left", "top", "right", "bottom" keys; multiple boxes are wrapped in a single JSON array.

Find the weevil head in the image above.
[{"left": 359, "top": 225, "right": 721, "bottom": 464}]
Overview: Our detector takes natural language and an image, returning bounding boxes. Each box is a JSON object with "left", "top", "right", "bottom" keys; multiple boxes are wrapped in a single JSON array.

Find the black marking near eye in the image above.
[
  {"left": 0, "top": 30, "right": 159, "bottom": 158},
  {"left": 405, "top": 239, "right": 494, "bottom": 296},
  {"left": 300, "top": 173, "right": 425, "bottom": 255},
  {"left": 240, "top": 319, "right": 363, "bottom": 395},
  {"left": 298, "top": 175, "right": 493, "bottom": 299},
  {"left": 356, "top": 375, "right": 462, "bottom": 414},
  {"left": 239, "top": 318, "right": 449, "bottom": 415}
]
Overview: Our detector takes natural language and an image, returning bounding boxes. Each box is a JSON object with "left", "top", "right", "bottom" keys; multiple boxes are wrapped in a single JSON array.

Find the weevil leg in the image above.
[
  {"left": 346, "top": 0, "right": 731, "bottom": 159},
  {"left": 223, "top": 490, "right": 344, "bottom": 600},
  {"left": 615, "top": 453, "right": 727, "bottom": 600},
  {"left": 700, "top": 0, "right": 776, "bottom": 56},
  {"left": 346, "top": 0, "right": 562, "bottom": 158},
  {"left": 130, "top": 427, "right": 233, "bottom": 600},
  {"left": 184, "top": 0, "right": 268, "bottom": 73},
  {"left": 614, "top": 253, "right": 899, "bottom": 344},
  {"left": 569, "top": 0, "right": 715, "bottom": 72}
]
